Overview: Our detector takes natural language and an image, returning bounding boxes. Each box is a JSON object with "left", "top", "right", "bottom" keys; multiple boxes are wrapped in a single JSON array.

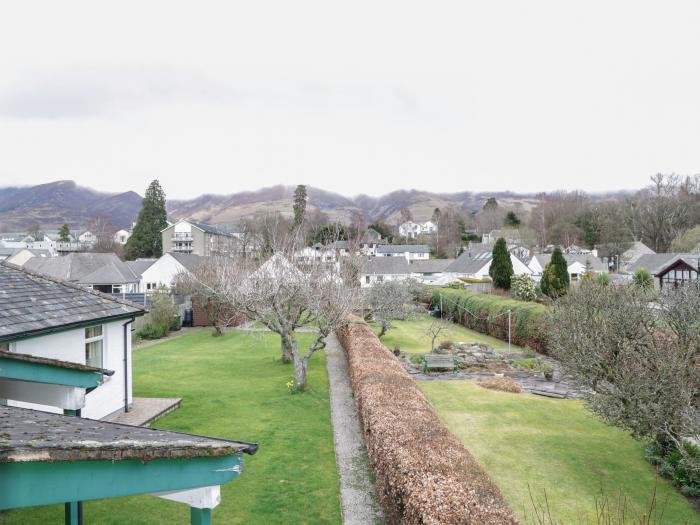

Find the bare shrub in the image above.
[{"left": 478, "top": 376, "right": 522, "bottom": 394}]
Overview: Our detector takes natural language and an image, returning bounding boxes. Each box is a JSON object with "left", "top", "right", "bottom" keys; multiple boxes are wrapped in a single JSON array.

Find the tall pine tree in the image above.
[
  {"left": 125, "top": 180, "right": 168, "bottom": 260},
  {"left": 292, "top": 185, "right": 307, "bottom": 230},
  {"left": 489, "top": 237, "right": 513, "bottom": 290},
  {"left": 58, "top": 223, "right": 71, "bottom": 242}
]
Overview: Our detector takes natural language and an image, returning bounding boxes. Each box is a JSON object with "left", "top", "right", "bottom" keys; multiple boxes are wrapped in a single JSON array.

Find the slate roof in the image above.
[
  {"left": 409, "top": 259, "right": 454, "bottom": 274},
  {"left": 444, "top": 250, "right": 492, "bottom": 275},
  {"left": 23, "top": 253, "right": 138, "bottom": 285},
  {"left": 529, "top": 253, "right": 607, "bottom": 272},
  {"left": 126, "top": 258, "right": 158, "bottom": 278},
  {"left": 0, "top": 405, "right": 257, "bottom": 463},
  {"left": 627, "top": 253, "right": 700, "bottom": 275},
  {"left": 0, "top": 263, "right": 144, "bottom": 342},
  {"left": 328, "top": 240, "right": 351, "bottom": 250},
  {"left": 188, "top": 219, "right": 235, "bottom": 237},
  {"left": 596, "top": 241, "right": 655, "bottom": 259},
  {"left": 361, "top": 257, "right": 411, "bottom": 275},
  {"left": 377, "top": 244, "right": 430, "bottom": 254},
  {"left": 169, "top": 252, "right": 207, "bottom": 271}
]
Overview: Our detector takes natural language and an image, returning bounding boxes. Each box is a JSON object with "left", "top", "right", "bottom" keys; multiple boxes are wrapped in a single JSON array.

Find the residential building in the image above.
[
  {"left": 528, "top": 253, "right": 607, "bottom": 281},
  {"left": 161, "top": 218, "right": 238, "bottom": 256},
  {"left": 409, "top": 259, "right": 454, "bottom": 285},
  {"left": 77, "top": 230, "right": 98, "bottom": 245},
  {"left": 376, "top": 244, "right": 430, "bottom": 261},
  {"left": 296, "top": 243, "right": 338, "bottom": 262},
  {"left": 0, "top": 263, "right": 145, "bottom": 419},
  {"left": 596, "top": 241, "right": 655, "bottom": 271},
  {"left": 445, "top": 249, "right": 532, "bottom": 280},
  {"left": 626, "top": 253, "right": 700, "bottom": 290},
  {"left": 113, "top": 228, "right": 131, "bottom": 245},
  {"left": 135, "top": 252, "right": 206, "bottom": 292},
  {"left": 399, "top": 221, "right": 437, "bottom": 239},
  {"left": 360, "top": 257, "right": 411, "bottom": 287},
  {"left": 359, "top": 228, "right": 384, "bottom": 255},
  {"left": 23, "top": 252, "right": 139, "bottom": 293},
  {"left": 4, "top": 248, "right": 53, "bottom": 268}
]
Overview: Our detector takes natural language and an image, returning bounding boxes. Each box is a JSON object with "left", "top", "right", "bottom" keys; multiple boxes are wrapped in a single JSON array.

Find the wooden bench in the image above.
[{"left": 423, "top": 354, "right": 457, "bottom": 374}]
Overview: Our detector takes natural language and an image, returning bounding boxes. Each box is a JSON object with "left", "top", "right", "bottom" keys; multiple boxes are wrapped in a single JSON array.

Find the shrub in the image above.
[
  {"left": 137, "top": 322, "right": 168, "bottom": 340},
  {"left": 633, "top": 267, "right": 654, "bottom": 292},
  {"left": 541, "top": 247, "right": 569, "bottom": 298},
  {"left": 511, "top": 274, "right": 537, "bottom": 301},
  {"left": 433, "top": 288, "right": 548, "bottom": 354},
  {"left": 337, "top": 319, "right": 518, "bottom": 524},
  {"left": 489, "top": 238, "right": 514, "bottom": 290},
  {"left": 459, "top": 276, "right": 492, "bottom": 284},
  {"left": 477, "top": 376, "right": 522, "bottom": 393},
  {"left": 645, "top": 442, "right": 700, "bottom": 497}
]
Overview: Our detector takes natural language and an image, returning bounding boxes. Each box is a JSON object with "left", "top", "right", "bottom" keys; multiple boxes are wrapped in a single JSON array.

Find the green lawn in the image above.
[
  {"left": 370, "top": 313, "right": 523, "bottom": 354},
  {"left": 419, "top": 381, "right": 698, "bottom": 524},
  {"left": 1, "top": 329, "right": 341, "bottom": 525}
]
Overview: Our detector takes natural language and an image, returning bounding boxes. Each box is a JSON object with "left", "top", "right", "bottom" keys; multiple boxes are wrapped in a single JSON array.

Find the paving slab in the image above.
[{"left": 108, "top": 397, "right": 182, "bottom": 427}]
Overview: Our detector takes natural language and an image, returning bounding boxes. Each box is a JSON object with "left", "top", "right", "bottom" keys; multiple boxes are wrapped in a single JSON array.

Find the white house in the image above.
[
  {"left": 295, "top": 243, "right": 338, "bottom": 263},
  {"left": 113, "top": 229, "right": 132, "bottom": 245},
  {"left": 135, "top": 252, "right": 206, "bottom": 292},
  {"left": 376, "top": 244, "right": 430, "bottom": 261},
  {"left": 399, "top": 221, "right": 437, "bottom": 239},
  {"left": 359, "top": 256, "right": 412, "bottom": 287},
  {"left": 78, "top": 230, "right": 98, "bottom": 244},
  {"left": 0, "top": 263, "right": 145, "bottom": 419},
  {"left": 445, "top": 249, "right": 532, "bottom": 280},
  {"left": 409, "top": 259, "right": 454, "bottom": 285},
  {"left": 528, "top": 253, "right": 607, "bottom": 281}
]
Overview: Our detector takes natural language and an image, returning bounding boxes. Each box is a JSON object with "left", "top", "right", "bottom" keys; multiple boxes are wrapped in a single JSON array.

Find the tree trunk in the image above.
[
  {"left": 378, "top": 323, "right": 388, "bottom": 338},
  {"left": 212, "top": 323, "right": 223, "bottom": 337},
  {"left": 279, "top": 329, "right": 295, "bottom": 364},
  {"left": 294, "top": 354, "right": 308, "bottom": 389}
]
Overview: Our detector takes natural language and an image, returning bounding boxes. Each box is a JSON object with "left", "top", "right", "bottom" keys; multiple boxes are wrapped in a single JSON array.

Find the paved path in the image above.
[
  {"left": 109, "top": 397, "right": 182, "bottom": 427},
  {"left": 133, "top": 327, "right": 202, "bottom": 351},
  {"left": 326, "top": 333, "right": 384, "bottom": 524}
]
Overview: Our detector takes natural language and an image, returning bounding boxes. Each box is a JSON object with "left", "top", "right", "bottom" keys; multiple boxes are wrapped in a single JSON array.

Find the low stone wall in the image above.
[{"left": 336, "top": 318, "right": 520, "bottom": 525}]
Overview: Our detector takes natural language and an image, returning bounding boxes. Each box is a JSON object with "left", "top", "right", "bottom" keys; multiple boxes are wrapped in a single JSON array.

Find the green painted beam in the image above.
[
  {"left": 0, "top": 358, "right": 103, "bottom": 389},
  {"left": 0, "top": 455, "right": 243, "bottom": 510},
  {"left": 191, "top": 507, "right": 212, "bottom": 525}
]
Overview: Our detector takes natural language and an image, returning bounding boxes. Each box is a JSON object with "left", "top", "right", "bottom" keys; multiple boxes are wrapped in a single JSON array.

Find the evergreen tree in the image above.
[
  {"left": 489, "top": 237, "right": 513, "bottom": 290},
  {"left": 125, "top": 180, "right": 168, "bottom": 260},
  {"left": 505, "top": 211, "right": 520, "bottom": 227},
  {"left": 292, "top": 185, "right": 307, "bottom": 230},
  {"left": 541, "top": 247, "right": 570, "bottom": 297},
  {"left": 58, "top": 223, "right": 71, "bottom": 242}
]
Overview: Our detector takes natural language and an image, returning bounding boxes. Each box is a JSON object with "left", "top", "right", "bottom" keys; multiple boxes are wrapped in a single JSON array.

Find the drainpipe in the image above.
[{"left": 122, "top": 318, "right": 134, "bottom": 413}]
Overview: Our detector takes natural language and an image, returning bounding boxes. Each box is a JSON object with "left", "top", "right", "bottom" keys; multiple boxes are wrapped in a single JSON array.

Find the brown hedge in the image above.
[{"left": 337, "top": 318, "right": 520, "bottom": 525}]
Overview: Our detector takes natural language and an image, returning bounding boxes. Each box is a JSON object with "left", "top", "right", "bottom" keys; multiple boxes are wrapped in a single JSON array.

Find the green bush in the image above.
[
  {"left": 511, "top": 274, "right": 537, "bottom": 301},
  {"left": 645, "top": 441, "right": 700, "bottom": 497},
  {"left": 458, "top": 276, "right": 492, "bottom": 284},
  {"left": 137, "top": 322, "right": 169, "bottom": 340},
  {"left": 433, "top": 288, "right": 548, "bottom": 354}
]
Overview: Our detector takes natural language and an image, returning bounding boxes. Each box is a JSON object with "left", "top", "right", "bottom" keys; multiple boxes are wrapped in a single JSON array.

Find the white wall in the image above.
[
  {"left": 8, "top": 319, "right": 133, "bottom": 419},
  {"left": 360, "top": 272, "right": 410, "bottom": 288},
  {"left": 139, "top": 254, "right": 188, "bottom": 292}
]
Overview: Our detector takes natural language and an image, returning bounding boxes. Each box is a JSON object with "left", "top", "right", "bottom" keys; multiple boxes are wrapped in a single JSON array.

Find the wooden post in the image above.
[
  {"left": 508, "top": 309, "right": 511, "bottom": 353},
  {"left": 191, "top": 507, "right": 212, "bottom": 525}
]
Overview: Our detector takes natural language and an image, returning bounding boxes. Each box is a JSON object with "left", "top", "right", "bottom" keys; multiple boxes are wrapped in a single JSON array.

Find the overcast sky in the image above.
[{"left": 0, "top": 1, "right": 699, "bottom": 199}]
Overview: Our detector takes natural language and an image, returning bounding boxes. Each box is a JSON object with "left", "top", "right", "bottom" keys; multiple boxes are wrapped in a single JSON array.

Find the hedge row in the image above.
[
  {"left": 432, "top": 288, "right": 548, "bottom": 354},
  {"left": 337, "top": 318, "right": 519, "bottom": 525}
]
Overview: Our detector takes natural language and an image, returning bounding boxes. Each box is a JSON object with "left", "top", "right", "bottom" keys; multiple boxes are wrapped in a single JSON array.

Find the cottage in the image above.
[
  {"left": 528, "top": 253, "right": 607, "bottom": 281},
  {"left": 626, "top": 253, "right": 700, "bottom": 290},
  {"left": 0, "top": 263, "right": 145, "bottom": 419},
  {"left": 445, "top": 250, "right": 532, "bottom": 280},
  {"left": 23, "top": 252, "right": 139, "bottom": 294},
  {"left": 162, "top": 218, "right": 237, "bottom": 257},
  {"left": 360, "top": 257, "right": 411, "bottom": 287},
  {"left": 376, "top": 244, "right": 430, "bottom": 261}
]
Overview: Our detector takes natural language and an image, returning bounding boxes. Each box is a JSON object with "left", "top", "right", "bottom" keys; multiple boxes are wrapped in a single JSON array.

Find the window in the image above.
[
  {"left": 112, "top": 284, "right": 122, "bottom": 294},
  {"left": 85, "top": 325, "right": 104, "bottom": 369},
  {"left": 365, "top": 276, "right": 370, "bottom": 284},
  {"left": 377, "top": 275, "right": 384, "bottom": 282}
]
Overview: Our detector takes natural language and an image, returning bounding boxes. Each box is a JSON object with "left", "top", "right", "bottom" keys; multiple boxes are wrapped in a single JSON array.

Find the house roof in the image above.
[
  {"left": 627, "top": 253, "right": 700, "bottom": 275},
  {"left": 596, "top": 241, "right": 656, "bottom": 259},
  {"left": 361, "top": 229, "right": 382, "bottom": 243},
  {"left": 169, "top": 252, "right": 207, "bottom": 271},
  {"left": 377, "top": 244, "right": 430, "bottom": 254},
  {"left": 529, "top": 253, "right": 606, "bottom": 272},
  {"left": 126, "top": 258, "right": 158, "bottom": 277},
  {"left": 328, "top": 240, "right": 350, "bottom": 250},
  {"left": 410, "top": 259, "right": 454, "bottom": 274},
  {"left": 0, "top": 263, "right": 144, "bottom": 342},
  {"left": 362, "top": 256, "right": 411, "bottom": 275},
  {"left": 445, "top": 250, "right": 492, "bottom": 275},
  {"left": 23, "top": 253, "right": 139, "bottom": 285},
  {"left": 0, "top": 405, "right": 257, "bottom": 464}
]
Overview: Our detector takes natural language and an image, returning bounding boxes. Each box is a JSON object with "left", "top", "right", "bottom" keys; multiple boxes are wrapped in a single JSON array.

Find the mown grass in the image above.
[
  {"left": 0, "top": 329, "right": 341, "bottom": 525},
  {"left": 419, "top": 381, "right": 698, "bottom": 524},
  {"left": 370, "top": 312, "right": 523, "bottom": 354}
]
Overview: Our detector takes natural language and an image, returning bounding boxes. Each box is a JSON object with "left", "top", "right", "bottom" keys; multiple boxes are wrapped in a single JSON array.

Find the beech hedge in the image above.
[
  {"left": 432, "top": 288, "right": 548, "bottom": 354},
  {"left": 337, "top": 318, "right": 519, "bottom": 525}
]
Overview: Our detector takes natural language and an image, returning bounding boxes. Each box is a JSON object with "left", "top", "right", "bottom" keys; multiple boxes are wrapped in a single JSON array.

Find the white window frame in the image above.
[{"left": 85, "top": 324, "right": 105, "bottom": 371}]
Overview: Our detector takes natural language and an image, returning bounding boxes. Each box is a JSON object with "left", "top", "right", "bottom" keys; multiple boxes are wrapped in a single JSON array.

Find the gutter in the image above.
[{"left": 122, "top": 318, "right": 135, "bottom": 413}]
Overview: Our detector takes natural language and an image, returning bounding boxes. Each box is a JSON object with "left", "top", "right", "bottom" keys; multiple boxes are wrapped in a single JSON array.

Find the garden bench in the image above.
[{"left": 423, "top": 354, "right": 457, "bottom": 374}]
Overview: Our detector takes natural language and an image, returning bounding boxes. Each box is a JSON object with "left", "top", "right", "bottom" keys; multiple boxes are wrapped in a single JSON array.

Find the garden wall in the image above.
[
  {"left": 336, "top": 318, "right": 519, "bottom": 525},
  {"left": 432, "top": 288, "right": 548, "bottom": 354}
]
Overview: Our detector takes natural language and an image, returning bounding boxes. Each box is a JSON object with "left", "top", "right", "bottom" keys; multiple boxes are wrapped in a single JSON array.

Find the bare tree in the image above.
[
  {"left": 424, "top": 317, "right": 452, "bottom": 352},
  {"left": 364, "top": 280, "right": 416, "bottom": 338},
  {"left": 88, "top": 216, "right": 119, "bottom": 253}
]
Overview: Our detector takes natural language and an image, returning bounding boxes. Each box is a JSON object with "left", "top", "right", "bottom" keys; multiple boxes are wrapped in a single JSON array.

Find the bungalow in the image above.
[
  {"left": 409, "top": 259, "right": 454, "bottom": 285},
  {"left": 4, "top": 248, "right": 53, "bottom": 268},
  {"left": 23, "top": 252, "right": 140, "bottom": 294},
  {"left": 360, "top": 257, "right": 411, "bottom": 287},
  {"left": 376, "top": 244, "right": 430, "bottom": 261},
  {"left": 626, "top": 253, "right": 700, "bottom": 290},
  {"left": 445, "top": 249, "right": 532, "bottom": 280},
  {"left": 135, "top": 252, "right": 205, "bottom": 293},
  {"left": 0, "top": 263, "right": 145, "bottom": 419},
  {"left": 528, "top": 253, "right": 607, "bottom": 281}
]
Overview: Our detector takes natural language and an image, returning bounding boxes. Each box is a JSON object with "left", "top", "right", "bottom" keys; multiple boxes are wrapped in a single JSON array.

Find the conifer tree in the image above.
[
  {"left": 489, "top": 237, "right": 513, "bottom": 290},
  {"left": 58, "top": 223, "right": 71, "bottom": 242},
  {"left": 293, "top": 185, "right": 307, "bottom": 230},
  {"left": 125, "top": 180, "right": 168, "bottom": 260},
  {"left": 541, "top": 246, "right": 570, "bottom": 297}
]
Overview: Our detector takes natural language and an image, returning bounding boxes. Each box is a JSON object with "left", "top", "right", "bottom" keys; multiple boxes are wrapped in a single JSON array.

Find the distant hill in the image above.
[{"left": 0, "top": 180, "right": 142, "bottom": 231}]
